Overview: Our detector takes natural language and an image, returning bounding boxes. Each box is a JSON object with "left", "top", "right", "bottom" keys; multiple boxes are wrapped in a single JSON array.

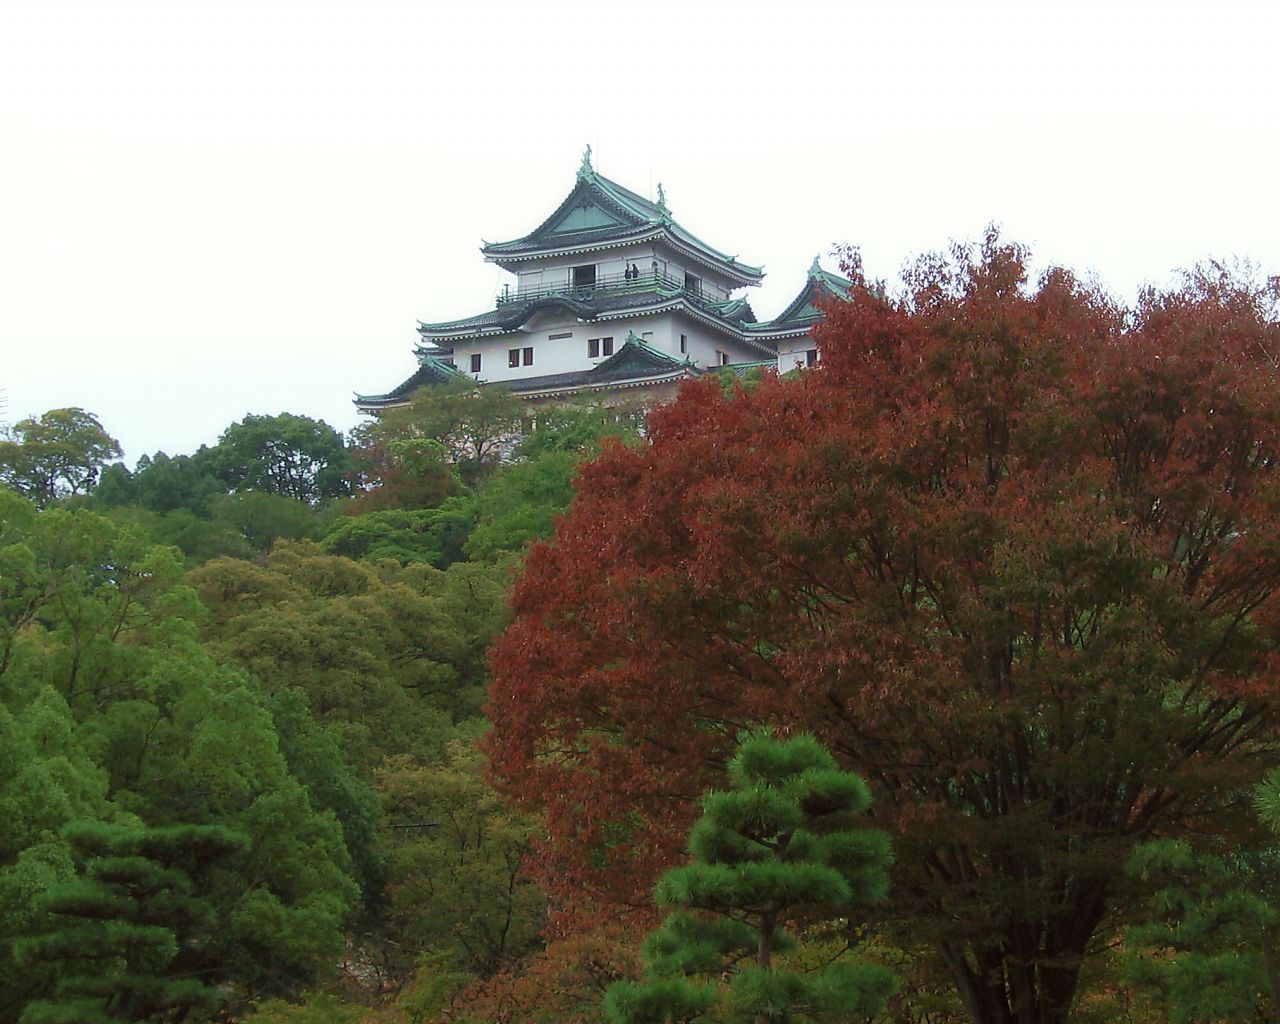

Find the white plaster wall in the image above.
[
  {"left": 450, "top": 323, "right": 587, "bottom": 383},
  {"left": 776, "top": 337, "right": 819, "bottom": 372},
  {"left": 446, "top": 310, "right": 748, "bottom": 384},
  {"left": 444, "top": 303, "right": 777, "bottom": 385},
  {"left": 514, "top": 268, "right": 542, "bottom": 295},
  {"left": 447, "top": 311, "right": 655, "bottom": 384}
]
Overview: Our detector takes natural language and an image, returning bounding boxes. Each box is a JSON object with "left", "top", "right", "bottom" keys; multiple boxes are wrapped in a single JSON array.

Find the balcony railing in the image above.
[{"left": 495, "top": 269, "right": 726, "bottom": 311}]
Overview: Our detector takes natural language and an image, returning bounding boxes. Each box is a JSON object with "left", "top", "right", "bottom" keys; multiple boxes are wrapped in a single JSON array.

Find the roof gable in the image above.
[
  {"left": 590, "top": 332, "right": 690, "bottom": 382},
  {"left": 484, "top": 174, "right": 654, "bottom": 257},
  {"left": 355, "top": 355, "right": 462, "bottom": 410},
  {"left": 550, "top": 201, "right": 626, "bottom": 234},
  {"left": 481, "top": 152, "right": 763, "bottom": 285},
  {"left": 500, "top": 332, "right": 698, "bottom": 397},
  {"left": 766, "top": 258, "right": 852, "bottom": 328}
]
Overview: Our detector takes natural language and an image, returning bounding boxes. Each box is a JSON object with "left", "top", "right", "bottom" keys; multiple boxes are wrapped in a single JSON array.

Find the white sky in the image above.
[{"left": 1, "top": 0, "right": 1276, "bottom": 463}]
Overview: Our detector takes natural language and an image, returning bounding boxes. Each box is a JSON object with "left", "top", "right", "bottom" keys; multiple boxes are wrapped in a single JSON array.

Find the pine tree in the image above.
[
  {"left": 1119, "top": 768, "right": 1280, "bottom": 1023},
  {"left": 17, "top": 820, "right": 246, "bottom": 1024},
  {"left": 605, "top": 730, "right": 895, "bottom": 1024}
]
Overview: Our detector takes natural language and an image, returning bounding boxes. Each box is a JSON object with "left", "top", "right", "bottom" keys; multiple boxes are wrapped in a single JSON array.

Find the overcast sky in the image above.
[{"left": 2, "top": 0, "right": 1276, "bottom": 463}]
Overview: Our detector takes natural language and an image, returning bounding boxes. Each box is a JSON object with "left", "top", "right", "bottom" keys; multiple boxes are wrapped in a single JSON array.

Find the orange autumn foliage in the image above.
[{"left": 487, "top": 235, "right": 1280, "bottom": 1024}]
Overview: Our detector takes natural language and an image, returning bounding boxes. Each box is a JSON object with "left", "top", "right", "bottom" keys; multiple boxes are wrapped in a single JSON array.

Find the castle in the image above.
[{"left": 356, "top": 149, "right": 848, "bottom": 413}]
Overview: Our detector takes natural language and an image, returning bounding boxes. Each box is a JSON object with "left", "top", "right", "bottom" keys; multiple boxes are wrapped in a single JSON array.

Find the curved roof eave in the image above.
[
  {"left": 417, "top": 294, "right": 775, "bottom": 353},
  {"left": 482, "top": 226, "right": 665, "bottom": 264},
  {"left": 484, "top": 226, "right": 763, "bottom": 287},
  {"left": 743, "top": 326, "right": 819, "bottom": 343},
  {"left": 513, "top": 369, "right": 696, "bottom": 400}
]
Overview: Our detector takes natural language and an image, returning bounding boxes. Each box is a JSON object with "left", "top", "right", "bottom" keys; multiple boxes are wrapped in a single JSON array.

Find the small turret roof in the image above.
[
  {"left": 743, "top": 258, "right": 852, "bottom": 339},
  {"left": 481, "top": 150, "right": 763, "bottom": 287},
  {"left": 355, "top": 354, "right": 461, "bottom": 412}
]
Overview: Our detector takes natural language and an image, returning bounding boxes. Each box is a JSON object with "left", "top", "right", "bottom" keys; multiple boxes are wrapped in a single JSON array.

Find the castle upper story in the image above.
[{"left": 357, "top": 150, "right": 849, "bottom": 412}]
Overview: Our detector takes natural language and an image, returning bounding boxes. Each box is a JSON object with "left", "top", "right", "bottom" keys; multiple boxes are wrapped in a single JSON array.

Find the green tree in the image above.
[
  {"left": 605, "top": 730, "right": 895, "bottom": 1024},
  {"left": 126, "top": 452, "right": 225, "bottom": 515},
  {"left": 0, "top": 497, "right": 360, "bottom": 1009},
  {"left": 376, "top": 737, "right": 544, "bottom": 991},
  {"left": 17, "top": 820, "right": 246, "bottom": 1024},
  {"left": 0, "top": 409, "right": 122, "bottom": 505},
  {"left": 208, "top": 491, "right": 327, "bottom": 552},
  {"left": 95, "top": 506, "right": 255, "bottom": 566},
  {"left": 1119, "top": 770, "right": 1280, "bottom": 1024},
  {"left": 90, "top": 452, "right": 225, "bottom": 518},
  {"left": 1123, "top": 838, "right": 1280, "bottom": 1024},
  {"left": 513, "top": 402, "right": 642, "bottom": 461},
  {"left": 320, "top": 498, "right": 476, "bottom": 567},
  {"left": 189, "top": 542, "right": 498, "bottom": 760},
  {"left": 0, "top": 490, "right": 196, "bottom": 704},
  {"left": 200, "top": 413, "right": 351, "bottom": 504},
  {"left": 267, "top": 688, "right": 385, "bottom": 908},
  {"left": 464, "top": 450, "right": 580, "bottom": 563},
  {"left": 89, "top": 463, "right": 137, "bottom": 508},
  {"left": 0, "top": 687, "right": 114, "bottom": 1019},
  {"left": 355, "top": 378, "right": 524, "bottom": 488}
]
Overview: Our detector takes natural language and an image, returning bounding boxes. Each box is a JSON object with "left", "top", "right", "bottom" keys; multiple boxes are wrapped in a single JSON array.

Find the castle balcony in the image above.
[{"left": 495, "top": 268, "right": 718, "bottom": 311}]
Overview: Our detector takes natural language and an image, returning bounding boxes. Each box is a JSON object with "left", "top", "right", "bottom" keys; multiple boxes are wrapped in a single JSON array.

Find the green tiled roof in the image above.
[
  {"left": 355, "top": 354, "right": 461, "bottom": 411},
  {"left": 481, "top": 157, "right": 763, "bottom": 286},
  {"left": 743, "top": 259, "right": 852, "bottom": 339},
  {"left": 415, "top": 288, "right": 774, "bottom": 358},
  {"left": 595, "top": 331, "right": 692, "bottom": 379}
]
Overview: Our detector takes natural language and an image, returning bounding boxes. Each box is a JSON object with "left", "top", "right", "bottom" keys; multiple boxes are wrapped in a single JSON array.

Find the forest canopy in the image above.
[{"left": 4, "top": 237, "right": 1280, "bottom": 1024}]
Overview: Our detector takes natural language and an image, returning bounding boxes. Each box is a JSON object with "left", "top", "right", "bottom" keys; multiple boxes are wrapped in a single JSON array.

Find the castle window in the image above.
[
  {"left": 680, "top": 333, "right": 688, "bottom": 354},
  {"left": 549, "top": 331, "right": 572, "bottom": 341},
  {"left": 588, "top": 338, "right": 600, "bottom": 358},
  {"left": 716, "top": 350, "right": 730, "bottom": 365},
  {"left": 684, "top": 272, "right": 702, "bottom": 295},
  {"left": 572, "top": 264, "right": 596, "bottom": 288},
  {"left": 523, "top": 347, "right": 534, "bottom": 366},
  {"left": 641, "top": 331, "right": 653, "bottom": 342},
  {"left": 806, "top": 349, "right": 818, "bottom": 367},
  {"left": 508, "top": 349, "right": 520, "bottom": 368},
  {"left": 602, "top": 336, "right": 614, "bottom": 356},
  {"left": 470, "top": 353, "right": 482, "bottom": 373}
]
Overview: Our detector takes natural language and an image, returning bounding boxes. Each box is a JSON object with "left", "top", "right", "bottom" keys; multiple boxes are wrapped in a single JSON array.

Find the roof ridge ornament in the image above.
[
  {"left": 809, "top": 254, "right": 823, "bottom": 279},
  {"left": 656, "top": 182, "right": 668, "bottom": 218},
  {"left": 578, "top": 144, "right": 593, "bottom": 181}
]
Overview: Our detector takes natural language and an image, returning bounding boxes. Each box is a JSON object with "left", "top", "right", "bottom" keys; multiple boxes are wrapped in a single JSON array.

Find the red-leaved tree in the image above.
[{"left": 486, "top": 234, "right": 1280, "bottom": 1024}]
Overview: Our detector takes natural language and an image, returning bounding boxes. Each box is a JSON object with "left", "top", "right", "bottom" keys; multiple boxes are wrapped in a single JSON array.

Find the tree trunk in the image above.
[{"left": 756, "top": 911, "right": 775, "bottom": 1024}]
